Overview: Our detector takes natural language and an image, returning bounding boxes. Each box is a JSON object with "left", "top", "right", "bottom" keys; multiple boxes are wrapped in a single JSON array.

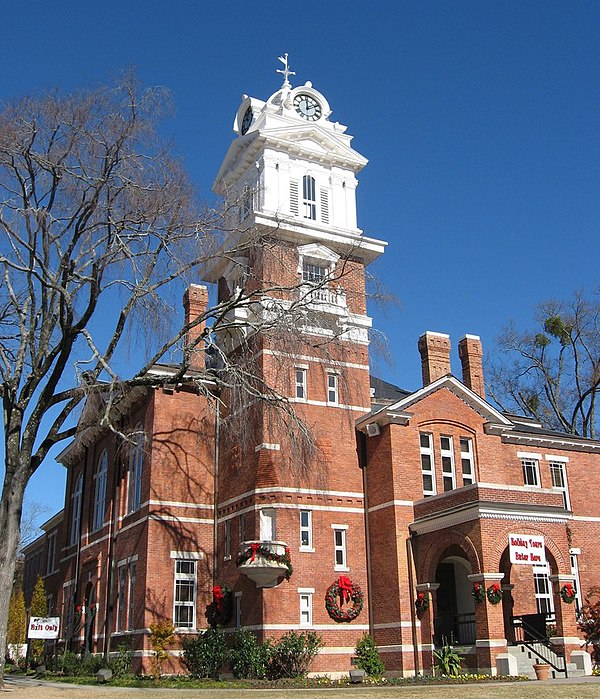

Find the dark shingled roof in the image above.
[{"left": 370, "top": 375, "right": 411, "bottom": 408}]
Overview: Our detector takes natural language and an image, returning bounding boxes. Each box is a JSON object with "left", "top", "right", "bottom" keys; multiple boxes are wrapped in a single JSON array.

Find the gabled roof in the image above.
[{"left": 357, "top": 374, "right": 512, "bottom": 431}]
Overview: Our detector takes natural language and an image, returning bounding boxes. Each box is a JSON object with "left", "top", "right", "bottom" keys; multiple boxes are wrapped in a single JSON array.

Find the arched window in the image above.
[
  {"left": 127, "top": 427, "right": 144, "bottom": 514},
  {"left": 70, "top": 473, "right": 83, "bottom": 545},
  {"left": 92, "top": 450, "right": 108, "bottom": 531},
  {"left": 302, "top": 175, "right": 316, "bottom": 220}
]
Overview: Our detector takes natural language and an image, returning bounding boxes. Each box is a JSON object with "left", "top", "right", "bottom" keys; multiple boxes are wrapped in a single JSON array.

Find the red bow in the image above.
[
  {"left": 492, "top": 583, "right": 500, "bottom": 592},
  {"left": 250, "top": 543, "right": 261, "bottom": 562},
  {"left": 213, "top": 585, "right": 224, "bottom": 612},
  {"left": 338, "top": 576, "right": 353, "bottom": 604}
]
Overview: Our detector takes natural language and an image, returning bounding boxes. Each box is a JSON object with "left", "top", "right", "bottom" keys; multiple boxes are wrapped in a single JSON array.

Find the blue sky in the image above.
[{"left": 2, "top": 1, "right": 599, "bottom": 519}]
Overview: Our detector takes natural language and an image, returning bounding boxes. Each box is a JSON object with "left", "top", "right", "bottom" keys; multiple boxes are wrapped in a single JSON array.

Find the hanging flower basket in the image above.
[
  {"left": 560, "top": 583, "right": 576, "bottom": 604},
  {"left": 472, "top": 582, "right": 486, "bottom": 603},
  {"left": 486, "top": 582, "right": 503, "bottom": 605},
  {"left": 325, "top": 576, "right": 364, "bottom": 623},
  {"left": 236, "top": 543, "right": 293, "bottom": 580},
  {"left": 415, "top": 591, "right": 430, "bottom": 614}
]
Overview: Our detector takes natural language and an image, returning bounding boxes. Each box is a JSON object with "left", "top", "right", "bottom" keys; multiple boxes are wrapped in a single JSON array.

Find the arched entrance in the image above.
[{"left": 434, "top": 553, "right": 476, "bottom": 645}]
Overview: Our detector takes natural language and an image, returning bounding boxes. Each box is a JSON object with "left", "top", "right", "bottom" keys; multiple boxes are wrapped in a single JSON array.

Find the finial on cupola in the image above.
[{"left": 276, "top": 53, "right": 295, "bottom": 88}]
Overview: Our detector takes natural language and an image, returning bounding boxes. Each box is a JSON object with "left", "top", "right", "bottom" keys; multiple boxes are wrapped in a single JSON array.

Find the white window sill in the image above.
[
  {"left": 299, "top": 547, "right": 315, "bottom": 553},
  {"left": 334, "top": 566, "right": 349, "bottom": 572},
  {"left": 223, "top": 555, "right": 232, "bottom": 562}
]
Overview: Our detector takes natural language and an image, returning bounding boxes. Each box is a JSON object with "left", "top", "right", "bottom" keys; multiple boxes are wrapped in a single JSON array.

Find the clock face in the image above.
[
  {"left": 240, "top": 106, "right": 253, "bottom": 135},
  {"left": 293, "top": 93, "right": 322, "bottom": 121}
]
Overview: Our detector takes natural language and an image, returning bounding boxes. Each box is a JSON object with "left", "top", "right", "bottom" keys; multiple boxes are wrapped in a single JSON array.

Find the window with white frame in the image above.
[
  {"left": 327, "top": 372, "right": 339, "bottom": 404},
  {"left": 333, "top": 527, "right": 347, "bottom": 569},
  {"left": 240, "top": 184, "right": 252, "bottom": 222},
  {"left": 440, "top": 435, "right": 456, "bottom": 492},
  {"left": 128, "top": 427, "right": 144, "bottom": 514},
  {"left": 550, "top": 461, "right": 570, "bottom": 509},
  {"left": 460, "top": 437, "right": 476, "bottom": 485},
  {"left": 93, "top": 450, "right": 108, "bottom": 531},
  {"left": 533, "top": 563, "right": 554, "bottom": 615},
  {"left": 570, "top": 551, "right": 583, "bottom": 611},
  {"left": 302, "top": 175, "right": 316, "bottom": 220},
  {"left": 46, "top": 530, "right": 57, "bottom": 575},
  {"left": 302, "top": 261, "right": 327, "bottom": 284},
  {"left": 299, "top": 589, "right": 313, "bottom": 626},
  {"left": 259, "top": 508, "right": 276, "bottom": 541},
  {"left": 70, "top": 473, "right": 83, "bottom": 545},
  {"left": 300, "top": 510, "right": 312, "bottom": 550},
  {"left": 46, "top": 593, "right": 53, "bottom": 615},
  {"left": 420, "top": 433, "right": 436, "bottom": 496},
  {"left": 127, "top": 561, "right": 136, "bottom": 630},
  {"left": 224, "top": 520, "right": 231, "bottom": 559},
  {"left": 116, "top": 564, "right": 126, "bottom": 632},
  {"left": 173, "top": 559, "right": 197, "bottom": 630},
  {"left": 522, "top": 459, "right": 540, "bottom": 487},
  {"left": 62, "top": 580, "right": 75, "bottom": 640},
  {"left": 235, "top": 592, "right": 242, "bottom": 628},
  {"left": 295, "top": 367, "right": 307, "bottom": 400}
]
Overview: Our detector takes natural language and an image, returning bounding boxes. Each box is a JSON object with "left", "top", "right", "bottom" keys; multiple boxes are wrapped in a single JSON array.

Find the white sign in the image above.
[
  {"left": 509, "top": 534, "right": 546, "bottom": 565},
  {"left": 28, "top": 617, "right": 60, "bottom": 639}
]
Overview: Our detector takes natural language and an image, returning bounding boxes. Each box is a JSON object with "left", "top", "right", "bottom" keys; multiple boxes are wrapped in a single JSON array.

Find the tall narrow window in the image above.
[
  {"left": 70, "top": 473, "right": 83, "bottom": 545},
  {"left": 93, "top": 450, "right": 108, "bottom": 531},
  {"left": 550, "top": 461, "right": 570, "bottom": 509},
  {"left": 128, "top": 561, "right": 136, "bottom": 630},
  {"left": 319, "top": 187, "right": 330, "bottom": 224},
  {"left": 259, "top": 508, "right": 276, "bottom": 541},
  {"left": 460, "top": 437, "right": 476, "bottom": 485},
  {"left": 235, "top": 592, "right": 242, "bottom": 628},
  {"left": 533, "top": 563, "right": 554, "bottom": 615},
  {"left": 522, "top": 459, "right": 540, "bottom": 487},
  {"left": 295, "top": 367, "right": 307, "bottom": 400},
  {"left": 300, "top": 510, "right": 312, "bottom": 550},
  {"left": 570, "top": 552, "right": 583, "bottom": 611},
  {"left": 46, "top": 531, "right": 57, "bottom": 575},
  {"left": 333, "top": 527, "right": 347, "bottom": 570},
  {"left": 420, "top": 433, "right": 436, "bottom": 496},
  {"left": 224, "top": 520, "right": 231, "bottom": 559},
  {"left": 128, "top": 428, "right": 144, "bottom": 513},
  {"left": 239, "top": 513, "right": 246, "bottom": 545},
  {"left": 327, "top": 372, "right": 339, "bottom": 404},
  {"left": 240, "top": 184, "right": 252, "bottom": 221},
  {"left": 173, "top": 559, "right": 197, "bottom": 630},
  {"left": 289, "top": 179, "right": 299, "bottom": 216},
  {"left": 299, "top": 590, "right": 313, "bottom": 626},
  {"left": 302, "top": 175, "right": 316, "bottom": 220},
  {"left": 440, "top": 436, "right": 456, "bottom": 492},
  {"left": 116, "top": 564, "right": 126, "bottom": 632}
]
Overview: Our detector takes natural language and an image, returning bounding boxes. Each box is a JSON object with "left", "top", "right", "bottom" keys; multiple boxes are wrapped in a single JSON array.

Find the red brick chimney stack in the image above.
[
  {"left": 418, "top": 331, "right": 451, "bottom": 386},
  {"left": 183, "top": 284, "right": 209, "bottom": 372},
  {"left": 458, "top": 334, "right": 485, "bottom": 398}
]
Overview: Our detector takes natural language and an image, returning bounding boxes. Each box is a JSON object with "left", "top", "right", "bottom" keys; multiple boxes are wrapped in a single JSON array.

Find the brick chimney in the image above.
[
  {"left": 183, "top": 284, "right": 209, "bottom": 371},
  {"left": 418, "top": 331, "right": 451, "bottom": 386},
  {"left": 458, "top": 334, "right": 485, "bottom": 398}
]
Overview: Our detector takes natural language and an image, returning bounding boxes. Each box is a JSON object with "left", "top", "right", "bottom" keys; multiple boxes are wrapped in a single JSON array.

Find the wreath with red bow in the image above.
[
  {"left": 325, "top": 576, "right": 364, "bottom": 623},
  {"left": 487, "top": 582, "right": 503, "bottom": 605},
  {"left": 560, "top": 583, "right": 576, "bottom": 604},
  {"left": 415, "top": 591, "right": 429, "bottom": 613},
  {"left": 208, "top": 584, "right": 233, "bottom": 627},
  {"left": 472, "top": 582, "right": 486, "bottom": 603}
]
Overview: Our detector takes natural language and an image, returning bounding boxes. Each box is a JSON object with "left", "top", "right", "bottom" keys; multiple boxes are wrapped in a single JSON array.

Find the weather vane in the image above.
[{"left": 276, "top": 53, "right": 295, "bottom": 88}]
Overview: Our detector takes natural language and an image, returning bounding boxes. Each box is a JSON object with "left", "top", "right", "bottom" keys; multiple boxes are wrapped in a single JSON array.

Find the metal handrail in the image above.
[{"left": 512, "top": 616, "right": 567, "bottom": 676}]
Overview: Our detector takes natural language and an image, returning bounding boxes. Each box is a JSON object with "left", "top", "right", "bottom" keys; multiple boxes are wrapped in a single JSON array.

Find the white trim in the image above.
[
  {"left": 219, "top": 486, "right": 364, "bottom": 508},
  {"left": 255, "top": 443, "right": 281, "bottom": 452},
  {"left": 570, "top": 547, "right": 581, "bottom": 555},
  {"left": 475, "top": 639, "right": 507, "bottom": 648},
  {"left": 298, "top": 587, "right": 315, "bottom": 594},
  {"left": 242, "top": 623, "right": 369, "bottom": 631},
  {"left": 368, "top": 500, "right": 414, "bottom": 513},
  {"left": 331, "top": 523, "right": 349, "bottom": 529},
  {"left": 148, "top": 499, "right": 213, "bottom": 510},
  {"left": 571, "top": 515, "right": 600, "bottom": 522},
  {"left": 150, "top": 514, "right": 213, "bottom": 525},
  {"left": 517, "top": 451, "right": 543, "bottom": 460},
  {"left": 170, "top": 551, "right": 204, "bottom": 560},
  {"left": 218, "top": 503, "right": 363, "bottom": 523},
  {"left": 373, "top": 620, "right": 420, "bottom": 629},
  {"left": 477, "top": 482, "right": 557, "bottom": 494},
  {"left": 545, "top": 454, "right": 569, "bottom": 463},
  {"left": 116, "top": 554, "right": 138, "bottom": 567},
  {"left": 260, "top": 349, "right": 370, "bottom": 371},
  {"left": 317, "top": 646, "right": 357, "bottom": 655},
  {"left": 289, "top": 397, "right": 370, "bottom": 412}
]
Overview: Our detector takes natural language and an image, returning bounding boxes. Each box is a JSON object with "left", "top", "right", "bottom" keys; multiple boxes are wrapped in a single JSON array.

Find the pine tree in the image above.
[
  {"left": 29, "top": 576, "right": 47, "bottom": 659},
  {"left": 6, "top": 590, "right": 26, "bottom": 659}
]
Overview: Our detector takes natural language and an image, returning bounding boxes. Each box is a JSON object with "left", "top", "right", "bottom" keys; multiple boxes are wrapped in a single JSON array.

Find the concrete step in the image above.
[{"left": 507, "top": 645, "right": 584, "bottom": 678}]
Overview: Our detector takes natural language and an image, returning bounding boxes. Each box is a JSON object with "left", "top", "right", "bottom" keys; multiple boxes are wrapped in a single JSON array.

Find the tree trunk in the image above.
[{"left": 0, "top": 457, "right": 27, "bottom": 688}]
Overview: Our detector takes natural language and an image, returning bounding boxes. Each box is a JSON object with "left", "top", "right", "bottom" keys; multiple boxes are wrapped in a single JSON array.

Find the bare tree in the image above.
[
  {"left": 488, "top": 291, "right": 600, "bottom": 438},
  {"left": 0, "top": 75, "right": 370, "bottom": 683}
]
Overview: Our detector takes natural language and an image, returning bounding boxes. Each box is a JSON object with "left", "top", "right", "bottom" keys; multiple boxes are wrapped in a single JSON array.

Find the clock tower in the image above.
[{"left": 208, "top": 57, "right": 387, "bottom": 670}]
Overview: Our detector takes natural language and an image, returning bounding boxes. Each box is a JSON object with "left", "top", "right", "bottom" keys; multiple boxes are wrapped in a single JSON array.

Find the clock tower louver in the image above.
[{"left": 207, "top": 57, "right": 386, "bottom": 669}]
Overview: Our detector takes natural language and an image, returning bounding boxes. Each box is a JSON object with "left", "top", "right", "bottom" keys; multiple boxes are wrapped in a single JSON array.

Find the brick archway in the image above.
[
  {"left": 419, "top": 529, "right": 482, "bottom": 582},
  {"left": 488, "top": 524, "right": 568, "bottom": 576}
]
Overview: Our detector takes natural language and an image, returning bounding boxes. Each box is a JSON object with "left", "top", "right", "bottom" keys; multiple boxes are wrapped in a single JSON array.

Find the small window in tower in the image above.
[
  {"left": 303, "top": 175, "right": 316, "bottom": 220},
  {"left": 240, "top": 185, "right": 252, "bottom": 222},
  {"left": 302, "top": 262, "right": 327, "bottom": 284}
]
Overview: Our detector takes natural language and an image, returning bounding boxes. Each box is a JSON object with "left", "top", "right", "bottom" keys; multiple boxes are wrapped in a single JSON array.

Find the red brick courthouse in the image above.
[{"left": 23, "top": 66, "right": 599, "bottom": 678}]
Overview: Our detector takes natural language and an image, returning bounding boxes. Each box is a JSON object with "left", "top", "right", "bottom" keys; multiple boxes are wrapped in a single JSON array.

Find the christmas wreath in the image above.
[
  {"left": 208, "top": 584, "right": 233, "bottom": 627},
  {"left": 472, "top": 582, "right": 486, "bottom": 603},
  {"left": 236, "top": 543, "right": 293, "bottom": 580},
  {"left": 486, "top": 582, "right": 503, "bottom": 605},
  {"left": 560, "top": 583, "right": 576, "bottom": 604},
  {"left": 325, "top": 576, "right": 364, "bottom": 622},
  {"left": 415, "top": 591, "right": 429, "bottom": 613}
]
